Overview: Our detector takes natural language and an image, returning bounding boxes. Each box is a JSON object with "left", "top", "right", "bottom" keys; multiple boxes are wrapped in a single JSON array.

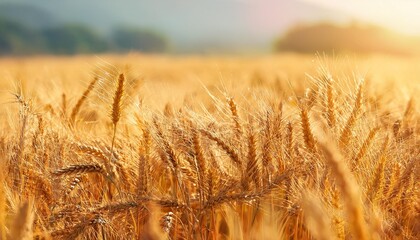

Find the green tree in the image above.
[
  {"left": 0, "top": 18, "right": 45, "bottom": 54},
  {"left": 42, "top": 24, "right": 109, "bottom": 54},
  {"left": 111, "top": 27, "right": 168, "bottom": 53}
]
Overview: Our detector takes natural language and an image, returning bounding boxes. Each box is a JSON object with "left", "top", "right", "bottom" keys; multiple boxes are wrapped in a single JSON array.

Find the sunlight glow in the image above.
[{"left": 301, "top": 0, "right": 420, "bottom": 35}]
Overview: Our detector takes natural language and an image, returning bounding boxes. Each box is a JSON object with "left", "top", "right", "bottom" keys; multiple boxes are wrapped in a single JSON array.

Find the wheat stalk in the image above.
[
  {"left": 301, "top": 192, "right": 333, "bottom": 240},
  {"left": 9, "top": 201, "right": 34, "bottom": 240},
  {"left": 319, "top": 140, "right": 369, "bottom": 240}
]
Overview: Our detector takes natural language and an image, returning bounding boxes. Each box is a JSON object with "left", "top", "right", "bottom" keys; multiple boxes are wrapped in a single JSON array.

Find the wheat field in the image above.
[{"left": 0, "top": 54, "right": 418, "bottom": 239}]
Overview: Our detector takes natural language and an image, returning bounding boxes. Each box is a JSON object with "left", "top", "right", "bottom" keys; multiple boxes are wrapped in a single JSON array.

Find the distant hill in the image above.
[
  {"left": 0, "top": 3, "right": 58, "bottom": 29},
  {"left": 275, "top": 22, "right": 420, "bottom": 55}
]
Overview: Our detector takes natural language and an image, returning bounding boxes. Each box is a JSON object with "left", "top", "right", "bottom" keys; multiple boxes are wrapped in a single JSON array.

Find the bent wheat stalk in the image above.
[{"left": 319, "top": 140, "right": 369, "bottom": 240}]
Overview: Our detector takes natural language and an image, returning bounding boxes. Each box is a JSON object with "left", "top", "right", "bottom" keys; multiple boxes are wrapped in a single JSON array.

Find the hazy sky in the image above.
[{"left": 1, "top": 0, "right": 418, "bottom": 51}]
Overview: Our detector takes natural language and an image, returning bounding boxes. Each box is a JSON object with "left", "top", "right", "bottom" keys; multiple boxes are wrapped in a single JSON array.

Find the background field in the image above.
[{"left": 0, "top": 54, "right": 418, "bottom": 239}]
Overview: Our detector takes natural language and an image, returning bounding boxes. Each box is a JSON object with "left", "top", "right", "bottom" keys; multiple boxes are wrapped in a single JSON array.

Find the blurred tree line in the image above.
[
  {"left": 275, "top": 22, "right": 420, "bottom": 55},
  {"left": 0, "top": 17, "right": 169, "bottom": 55}
]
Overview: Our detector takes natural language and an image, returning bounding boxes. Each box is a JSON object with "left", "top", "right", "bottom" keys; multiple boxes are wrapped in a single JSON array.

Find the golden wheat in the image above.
[{"left": 0, "top": 54, "right": 418, "bottom": 239}]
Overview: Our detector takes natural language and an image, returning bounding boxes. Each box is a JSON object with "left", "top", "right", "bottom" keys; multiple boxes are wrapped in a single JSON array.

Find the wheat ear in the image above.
[
  {"left": 53, "top": 164, "right": 106, "bottom": 176},
  {"left": 367, "top": 136, "right": 389, "bottom": 202},
  {"left": 137, "top": 127, "right": 151, "bottom": 196},
  {"left": 111, "top": 73, "right": 125, "bottom": 126},
  {"left": 74, "top": 143, "right": 115, "bottom": 178},
  {"left": 153, "top": 118, "right": 178, "bottom": 171},
  {"left": 286, "top": 121, "right": 294, "bottom": 161},
  {"left": 340, "top": 82, "right": 363, "bottom": 147},
  {"left": 110, "top": 73, "right": 125, "bottom": 160},
  {"left": 352, "top": 127, "right": 380, "bottom": 170},
  {"left": 244, "top": 122, "right": 261, "bottom": 190},
  {"left": 326, "top": 77, "right": 336, "bottom": 128},
  {"left": 200, "top": 129, "right": 242, "bottom": 167},
  {"left": 192, "top": 125, "right": 206, "bottom": 205},
  {"left": 228, "top": 97, "right": 242, "bottom": 138},
  {"left": 70, "top": 77, "right": 98, "bottom": 123},
  {"left": 388, "top": 157, "right": 418, "bottom": 203},
  {"left": 300, "top": 106, "right": 316, "bottom": 151},
  {"left": 61, "top": 93, "right": 67, "bottom": 118},
  {"left": 402, "top": 96, "right": 414, "bottom": 124}
]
